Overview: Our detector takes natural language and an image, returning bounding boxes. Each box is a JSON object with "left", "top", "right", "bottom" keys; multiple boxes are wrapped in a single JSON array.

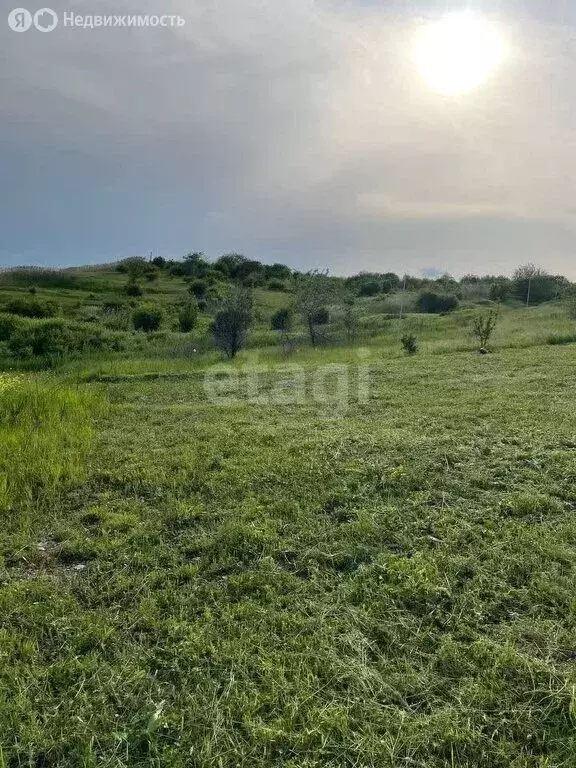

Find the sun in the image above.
[{"left": 414, "top": 12, "right": 506, "bottom": 96}]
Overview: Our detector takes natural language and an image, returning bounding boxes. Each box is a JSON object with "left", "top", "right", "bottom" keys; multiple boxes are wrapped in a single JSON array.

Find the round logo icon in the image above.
[
  {"left": 34, "top": 7, "right": 58, "bottom": 31},
  {"left": 8, "top": 7, "right": 32, "bottom": 31}
]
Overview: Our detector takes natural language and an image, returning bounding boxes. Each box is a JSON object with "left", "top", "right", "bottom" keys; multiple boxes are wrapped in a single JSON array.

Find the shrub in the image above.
[
  {"left": 472, "top": 310, "right": 498, "bottom": 349},
  {"left": 490, "top": 281, "right": 511, "bottom": 302},
  {"left": 3, "top": 298, "right": 59, "bottom": 319},
  {"left": 178, "top": 301, "right": 199, "bottom": 333},
  {"left": 357, "top": 280, "right": 381, "bottom": 297},
  {"left": 311, "top": 307, "right": 330, "bottom": 325},
  {"left": 133, "top": 307, "right": 163, "bottom": 333},
  {"left": 0, "top": 313, "right": 21, "bottom": 341},
  {"left": 271, "top": 308, "right": 293, "bottom": 332},
  {"left": 416, "top": 291, "right": 459, "bottom": 314},
  {"left": 189, "top": 279, "right": 208, "bottom": 300},
  {"left": 125, "top": 280, "right": 143, "bottom": 297},
  {"left": 401, "top": 334, "right": 418, "bottom": 355},
  {"left": 213, "top": 288, "right": 253, "bottom": 358},
  {"left": 7, "top": 319, "right": 121, "bottom": 361}
]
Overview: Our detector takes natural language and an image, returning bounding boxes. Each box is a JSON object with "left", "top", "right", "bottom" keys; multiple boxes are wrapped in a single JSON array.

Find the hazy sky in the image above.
[{"left": 2, "top": 0, "right": 575, "bottom": 276}]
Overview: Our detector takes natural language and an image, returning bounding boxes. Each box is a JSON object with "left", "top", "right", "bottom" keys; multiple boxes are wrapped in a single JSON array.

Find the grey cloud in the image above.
[{"left": 1, "top": 0, "right": 575, "bottom": 274}]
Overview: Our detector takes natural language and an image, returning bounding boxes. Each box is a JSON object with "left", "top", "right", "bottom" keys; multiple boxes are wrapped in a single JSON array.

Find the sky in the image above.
[{"left": 1, "top": 0, "right": 576, "bottom": 276}]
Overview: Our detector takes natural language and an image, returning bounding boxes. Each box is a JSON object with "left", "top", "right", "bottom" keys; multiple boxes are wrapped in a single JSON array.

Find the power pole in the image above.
[{"left": 526, "top": 275, "right": 532, "bottom": 307}]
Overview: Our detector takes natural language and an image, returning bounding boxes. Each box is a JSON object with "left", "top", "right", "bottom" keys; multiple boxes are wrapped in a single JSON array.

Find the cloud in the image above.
[{"left": 1, "top": 0, "right": 576, "bottom": 275}]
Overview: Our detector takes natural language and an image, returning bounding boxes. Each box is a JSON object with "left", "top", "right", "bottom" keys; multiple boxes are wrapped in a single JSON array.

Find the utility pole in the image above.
[{"left": 526, "top": 275, "right": 532, "bottom": 307}]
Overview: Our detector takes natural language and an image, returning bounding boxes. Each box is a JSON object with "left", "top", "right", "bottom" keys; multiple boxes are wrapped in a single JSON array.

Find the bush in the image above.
[
  {"left": 311, "top": 307, "right": 330, "bottom": 325},
  {"left": 0, "top": 313, "right": 21, "bottom": 341},
  {"left": 213, "top": 288, "right": 253, "bottom": 358},
  {"left": 472, "top": 310, "right": 498, "bottom": 349},
  {"left": 401, "top": 334, "right": 418, "bottom": 355},
  {"left": 133, "top": 307, "right": 163, "bottom": 333},
  {"left": 189, "top": 279, "right": 208, "bottom": 300},
  {"left": 124, "top": 280, "right": 143, "bottom": 297},
  {"left": 271, "top": 308, "right": 292, "bottom": 332},
  {"left": 178, "top": 301, "right": 199, "bottom": 333},
  {"left": 358, "top": 280, "right": 381, "bottom": 297},
  {"left": 7, "top": 319, "right": 122, "bottom": 361},
  {"left": 3, "top": 298, "right": 59, "bottom": 319},
  {"left": 416, "top": 291, "right": 459, "bottom": 314}
]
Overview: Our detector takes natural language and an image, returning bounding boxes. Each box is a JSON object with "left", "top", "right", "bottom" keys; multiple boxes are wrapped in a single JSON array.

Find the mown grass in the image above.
[{"left": 2, "top": 342, "right": 576, "bottom": 766}]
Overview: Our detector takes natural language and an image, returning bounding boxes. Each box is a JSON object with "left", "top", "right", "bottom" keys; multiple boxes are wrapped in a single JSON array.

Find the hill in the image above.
[{"left": 1, "top": 256, "right": 576, "bottom": 765}]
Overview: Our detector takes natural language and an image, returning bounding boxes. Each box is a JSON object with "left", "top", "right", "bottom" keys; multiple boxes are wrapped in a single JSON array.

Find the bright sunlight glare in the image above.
[{"left": 414, "top": 12, "right": 506, "bottom": 96}]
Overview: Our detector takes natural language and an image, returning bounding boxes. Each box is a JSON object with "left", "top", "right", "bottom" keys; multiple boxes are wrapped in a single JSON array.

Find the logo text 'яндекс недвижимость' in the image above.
[{"left": 7, "top": 8, "right": 185, "bottom": 31}]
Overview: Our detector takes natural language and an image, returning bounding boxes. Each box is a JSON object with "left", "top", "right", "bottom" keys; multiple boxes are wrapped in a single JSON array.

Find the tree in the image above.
[
  {"left": 489, "top": 280, "right": 511, "bottom": 303},
  {"left": 357, "top": 280, "right": 381, "bottom": 297},
  {"left": 117, "top": 257, "right": 149, "bottom": 280},
  {"left": 214, "top": 253, "right": 248, "bottom": 278},
  {"left": 472, "top": 310, "right": 498, "bottom": 350},
  {"left": 295, "top": 271, "right": 337, "bottom": 346},
  {"left": 416, "top": 291, "right": 459, "bottom": 314},
  {"left": 512, "top": 264, "right": 563, "bottom": 305},
  {"left": 212, "top": 287, "right": 253, "bottom": 358},
  {"left": 264, "top": 263, "right": 292, "bottom": 281}
]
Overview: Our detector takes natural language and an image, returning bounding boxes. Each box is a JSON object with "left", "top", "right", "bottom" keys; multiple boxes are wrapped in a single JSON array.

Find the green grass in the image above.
[
  {"left": 0, "top": 376, "right": 103, "bottom": 514},
  {"left": 3, "top": 267, "right": 576, "bottom": 765},
  {"left": 2, "top": 340, "right": 576, "bottom": 766}
]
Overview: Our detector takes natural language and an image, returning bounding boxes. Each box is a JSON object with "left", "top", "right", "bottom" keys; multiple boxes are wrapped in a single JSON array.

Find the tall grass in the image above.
[{"left": 0, "top": 375, "right": 103, "bottom": 511}]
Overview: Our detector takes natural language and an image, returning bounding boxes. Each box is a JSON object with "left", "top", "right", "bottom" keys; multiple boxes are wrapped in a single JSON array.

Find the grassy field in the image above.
[
  {"left": 2, "top": 266, "right": 576, "bottom": 766},
  {"left": 2, "top": 317, "right": 576, "bottom": 766}
]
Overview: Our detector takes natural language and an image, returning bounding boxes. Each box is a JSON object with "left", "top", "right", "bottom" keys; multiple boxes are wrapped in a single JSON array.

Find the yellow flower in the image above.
[{"left": 0, "top": 373, "right": 21, "bottom": 392}]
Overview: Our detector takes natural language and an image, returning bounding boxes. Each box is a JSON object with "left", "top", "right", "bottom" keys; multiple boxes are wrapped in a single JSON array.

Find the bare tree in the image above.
[
  {"left": 472, "top": 310, "right": 498, "bottom": 351},
  {"left": 295, "top": 270, "right": 338, "bottom": 346},
  {"left": 212, "top": 287, "right": 253, "bottom": 359}
]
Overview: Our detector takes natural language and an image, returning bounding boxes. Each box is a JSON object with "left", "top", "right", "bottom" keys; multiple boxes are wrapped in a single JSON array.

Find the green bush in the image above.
[
  {"left": 133, "top": 307, "right": 163, "bottom": 333},
  {"left": 0, "top": 313, "right": 21, "bottom": 341},
  {"left": 6, "top": 319, "right": 124, "bottom": 361},
  {"left": 271, "top": 308, "right": 293, "bottom": 331},
  {"left": 125, "top": 280, "right": 143, "bottom": 297},
  {"left": 178, "top": 301, "right": 199, "bottom": 333},
  {"left": 3, "top": 298, "right": 59, "bottom": 319},
  {"left": 358, "top": 280, "right": 381, "bottom": 297},
  {"left": 311, "top": 307, "right": 330, "bottom": 325},
  {"left": 189, "top": 279, "right": 208, "bottom": 300},
  {"left": 401, "top": 334, "right": 418, "bottom": 354},
  {"left": 416, "top": 291, "right": 459, "bottom": 314}
]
